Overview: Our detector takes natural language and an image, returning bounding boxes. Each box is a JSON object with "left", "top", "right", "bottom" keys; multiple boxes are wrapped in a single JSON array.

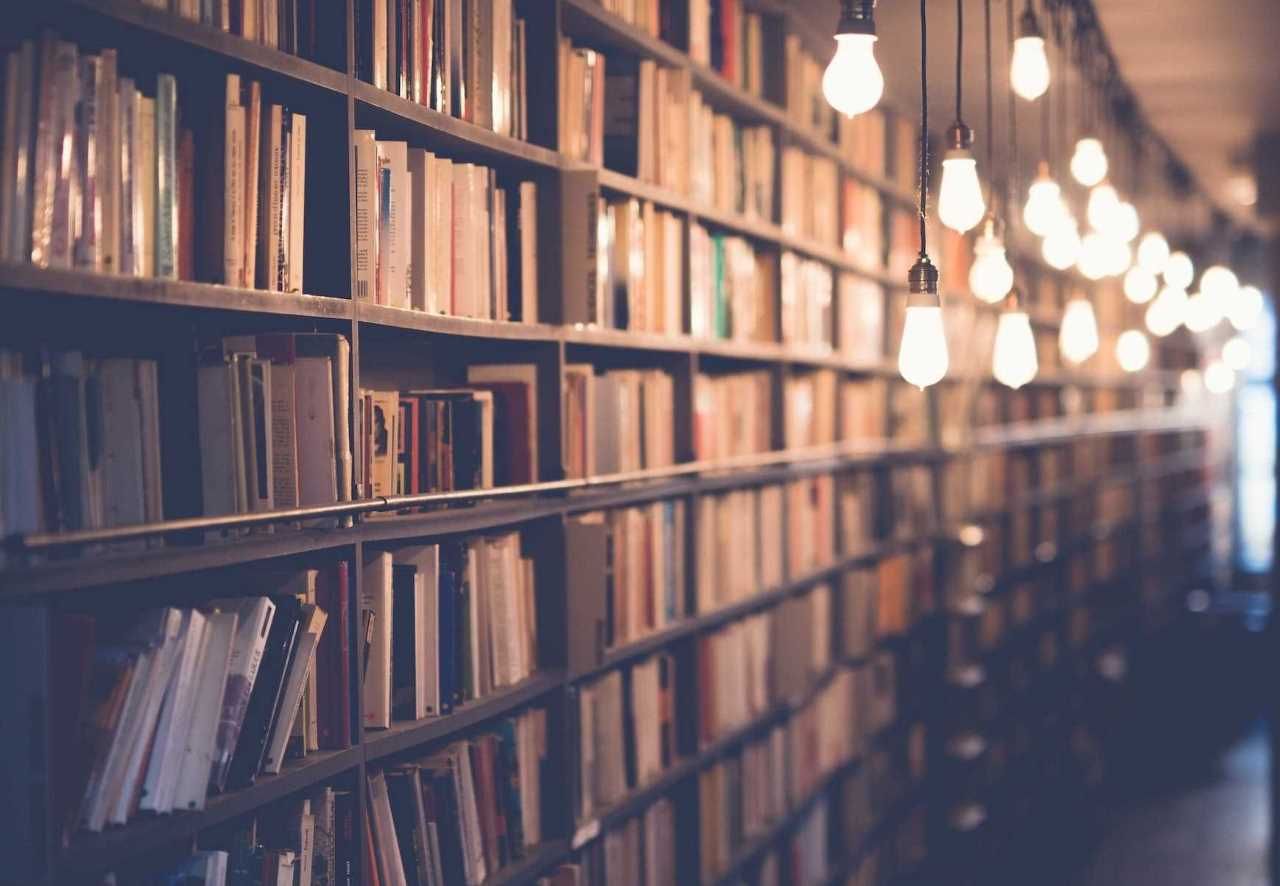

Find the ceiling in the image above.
[{"left": 785, "top": 0, "right": 1280, "bottom": 245}]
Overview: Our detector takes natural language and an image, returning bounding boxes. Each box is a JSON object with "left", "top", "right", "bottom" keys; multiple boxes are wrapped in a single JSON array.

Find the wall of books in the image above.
[{"left": 0, "top": 1, "right": 1215, "bottom": 885}]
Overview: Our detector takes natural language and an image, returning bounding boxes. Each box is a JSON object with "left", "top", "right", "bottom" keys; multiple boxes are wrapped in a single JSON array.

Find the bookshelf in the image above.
[{"left": 0, "top": 1, "right": 1216, "bottom": 884}]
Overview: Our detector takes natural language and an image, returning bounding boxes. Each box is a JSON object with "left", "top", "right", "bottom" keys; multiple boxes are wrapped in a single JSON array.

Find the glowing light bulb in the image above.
[
  {"left": 1204, "top": 359, "right": 1234, "bottom": 393},
  {"left": 1145, "top": 287, "right": 1188, "bottom": 337},
  {"left": 898, "top": 305, "right": 949, "bottom": 389},
  {"left": 1070, "top": 137, "right": 1108, "bottom": 187},
  {"left": 1223, "top": 335, "right": 1251, "bottom": 371},
  {"left": 1103, "top": 235, "right": 1132, "bottom": 277},
  {"left": 1112, "top": 202, "right": 1139, "bottom": 243},
  {"left": 1228, "top": 285, "right": 1264, "bottom": 331},
  {"left": 1183, "top": 291, "right": 1223, "bottom": 333},
  {"left": 1165, "top": 251, "right": 1194, "bottom": 289},
  {"left": 1200, "top": 265, "right": 1239, "bottom": 300},
  {"left": 969, "top": 223, "right": 1014, "bottom": 303},
  {"left": 822, "top": 34, "right": 884, "bottom": 118},
  {"left": 1137, "top": 232, "right": 1170, "bottom": 274},
  {"left": 993, "top": 305, "right": 1038, "bottom": 388},
  {"left": 1123, "top": 267, "right": 1158, "bottom": 304},
  {"left": 1010, "top": 33, "right": 1050, "bottom": 100},
  {"left": 1023, "top": 166, "right": 1063, "bottom": 236},
  {"left": 938, "top": 150, "right": 986, "bottom": 233},
  {"left": 1042, "top": 218, "right": 1081, "bottom": 270},
  {"left": 1078, "top": 232, "right": 1110, "bottom": 280},
  {"left": 1086, "top": 183, "right": 1120, "bottom": 232},
  {"left": 1180, "top": 369, "right": 1203, "bottom": 398},
  {"left": 1059, "top": 297, "right": 1099, "bottom": 365},
  {"left": 1115, "top": 329, "right": 1150, "bottom": 373}
]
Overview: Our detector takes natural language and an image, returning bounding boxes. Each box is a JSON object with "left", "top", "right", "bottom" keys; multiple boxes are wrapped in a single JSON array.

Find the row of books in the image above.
[
  {"left": 577, "top": 651, "right": 679, "bottom": 819},
  {"left": 785, "top": 475, "right": 838, "bottom": 579},
  {"left": 365, "top": 707, "right": 547, "bottom": 886},
  {"left": 783, "top": 35, "right": 833, "bottom": 142},
  {"left": 598, "top": 196, "right": 684, "bottom": 335},
  {"left": 353, "top": 132, "right": 539, "bottom": 321},
  {"left": 839, "top": 275, "right": 886, "bottom": 364},
  {"left": 140, "top": 786, "right": 352, "bottom": 886},
  {"left": 780, "top": 253, "right": 834, "bottom": 352},
  {"left": 842, "top": 377, "right": 887, "bottom": 442},
  {"left": 689, "top": 0, "right": 767, "bottom": 98},
  {"left": 694, "top": 484, "right": 784, "bottom": 615},
  {"left": 692, "top": 369, "right": 772, "bottom": 462},
  {"left": 842, "top": 179, "right": 884, "bottom": 271},
  {"left": 889, "top": 465, "right": 935, "bottom": 539},
  {"left": 780, "top": 147, "right": 839, "bottom": 248},
  {"left": 567, "top": 797, "right": 676, "bottom": 886},
  {"left": 689, "top": 224, "right": 775, "bottom": 342},
  {"left": 0, "top": 350, "right": 161, "bottom": 539},
  {"left": 604, "top": 58, "right": 692, "bottom": 194},
  {"left": 690, "top": 103, "right": 775, "bottom": 222},
  {"left": 784, "top": 370, "right": 837, "bottom": 451},
  {"left": 594, "top": 0, "right": 666, "bottom": 39},
  {"left": 360, "top": 532, "right": 538, "bottom": 730},
  {"left": 562, "top": 365, "right": 676, "bottom": 479},
  {"left": 565, "top": 500, "right": 688, "bottom": 665},
  {"left": 359, "top": 363, "right": 537, "bottom": 496},
  {"left": 60, "top": 577, "right": 343, "bottom": 836},
  {"left": 198, "top": 333, "right": 351, "bottom": 516},
  {"left": 147, "top": 0, "right": 329, "bottom": 59},
  {"left": 358, "top": 0, "right": 530, "bottom": 141}
]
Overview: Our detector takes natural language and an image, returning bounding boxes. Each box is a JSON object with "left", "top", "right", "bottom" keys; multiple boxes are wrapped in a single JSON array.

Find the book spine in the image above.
[
  {"left": 154, "top": 73, "right": 178, "bottom": 278},
  {"left": 288, "top": 112, "right": 306, "bottom": 293}
]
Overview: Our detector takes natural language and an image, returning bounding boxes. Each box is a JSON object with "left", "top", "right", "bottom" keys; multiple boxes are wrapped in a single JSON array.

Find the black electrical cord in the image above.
[
  {"left": 1006, "top": 0, "right": 1017, "bottom": 234},
  {"left": 919, "top": 0, "right": 929, "bottom": 258},
  {"left": 956, "top": 0, "right": 964, "bottom": 121}
]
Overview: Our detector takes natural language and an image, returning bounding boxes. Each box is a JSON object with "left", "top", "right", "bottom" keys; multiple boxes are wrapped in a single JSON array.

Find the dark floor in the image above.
[{"left": 1073, "top": 728, "right": 1270, "bottom": 886}]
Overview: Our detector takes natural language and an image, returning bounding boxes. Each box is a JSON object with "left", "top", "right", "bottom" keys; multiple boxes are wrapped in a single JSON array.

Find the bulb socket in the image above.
[
  {"left": 946, "top": 120, "right": 974, "bottom": 152},
  {"left": 837, "top": 0, "right": 877, "bottom": 36},
  {"left": 907, "top": 255, "right": 940, "bottom": 300},
  {"left": 1018, "top": 4, "right": 1043, "bottom": 39}
]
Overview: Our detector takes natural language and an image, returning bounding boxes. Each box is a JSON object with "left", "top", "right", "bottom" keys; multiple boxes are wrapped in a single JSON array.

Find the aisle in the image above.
[{"left": 1073, "top": 728, "right": 1269, "bottom": 886}]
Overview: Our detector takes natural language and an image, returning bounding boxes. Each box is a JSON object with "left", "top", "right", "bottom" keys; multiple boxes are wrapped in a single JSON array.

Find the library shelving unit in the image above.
[{"left": 0, "top": 1, "right": 1215, "bottom": 885}]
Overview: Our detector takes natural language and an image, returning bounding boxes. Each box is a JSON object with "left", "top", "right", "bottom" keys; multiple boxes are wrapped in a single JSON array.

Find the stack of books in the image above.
[
  {"left": 598, "top": 196, "right": 685, "bottom": 335},
  {"left": 360, "top": 533, "right": 540, "bottom": 730},
  {"left": 353, "top": 132, "right": 539, "bottom": 321},
  {"left": 780, "top": 253, "right": 834, "bottom": 351},
  {"left": 694, "top": 485, "right": 785, "bottom": 614},
  {"left": 365, "top": 708, "right": 548, "bottom": 885},
  {"left": 780, "top": 147, "right": 839, "bottom": 247},
  {"left": 566, "top": 501, "right": 689, "bottom": 664},
  {"left": 0, "top": 349, "right": 161, "bottom": 538},
  {"left": 689, "top": 224, "right": 777, "bottom": 342},
  {"left": 576, "top": 652, "right": 680, "bottom": 818},
  {"left": 57, "top": 575, "right": 345, "bottom": 838},
  {"left": 358, "top": 363, "right": 538, "bottom": 496},
  {"left": 0, "top": 39, "right": 306, "bottom": 290},
  {"left": 561, "top": 366, "right": 677, "bottom": 479},
  {"left": 198, "top": 333, "right": 352, "bottom": 516},
  {"left": 357, "top": 0, "right": 530, "bottom": 140},
  {"left": 692, "top": 369, "right": 773, "bottom": 462}
]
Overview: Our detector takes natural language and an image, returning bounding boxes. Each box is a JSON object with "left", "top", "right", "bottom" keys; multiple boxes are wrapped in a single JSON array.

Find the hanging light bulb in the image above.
[
  {"left": 1059, "top": 295, "right": 1099, "bottom": 365},
  {"left": 1123, "top": 266, "right": 1158, "bottom": 304},
  {"left": 1042, "top": 216, "right": 1081, "bottom": 270},
  {"left": 1223, "top": 336, "right": 1252, "bottom": 372},
  {"left": 1145, "top": 286, "right": 1188, "bottom": 337},
  {"left": 822, "top": 1, "right": 884, "bottom": 118},
  {"left": 1070, "top": 137, "right": 1108, "bottom": 187},
  {"left": 1164, "top": 251, "right": 1194, "bottom": 289},
  {"left": 1078, "top": 231, "right": 1110, "bottom": 280},
  {"left": 1010, "top": 3, "right": 1049, "bottom": 100},
  {"left": 898, "top": 0, "right": 947, "bottom": 390},
  {"left": 1112, "top": 202, "right": 1139, "bottom": 243},
  {"left": 1228, "top": 285, "right": 1264, "bottom": 331},
  {"left": 939, "top": 123, "right": 986, "bottom": 233},
  {"left": 1102, "top": 235, "right": 1132, "bottom": 278},
  {"left": 1204, "top": 359, "right": 1235, "bottom": 394},
  {"left": 900, "top": 257, "right": 950, "bottom": 388},
  {"left": 1086, "top": 183, "right": 1121, "bottom": 232},
  {"left": 1183, "top": 291, "right": 1223, "bottom": 333},
  {"left": 1200, "top": 265, "right": 1239, "bottom": 300},
  {"left": 1023, "top": 162, "right": 1063, "bottom": 236},
  {"left": 1137, "top": 232, "right": 1170, "bottom": 274},
  {"left": 969, "top": 217, "right": 1014, "bottom": 303},
  {"left": 992, "top": 292, "right": 1038, "bottom": 388},
  {"left": 1115, "top": 329, "right": 1150, "bottom": 373}
]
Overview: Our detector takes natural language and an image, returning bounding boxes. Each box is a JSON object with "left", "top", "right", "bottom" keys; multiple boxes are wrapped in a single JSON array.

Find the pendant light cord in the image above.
[
  {"left": 984, "top": 0, "right": 994, "bottom": 206},
  {"left": 1006, "top": 0, "right": 1016, "bottom": 234},
  {"left": 919, "top": 0, "right": 929, "bottom": 258},
  {"left": 956, "top": 0, "right": 964, "bottom": 120}
]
